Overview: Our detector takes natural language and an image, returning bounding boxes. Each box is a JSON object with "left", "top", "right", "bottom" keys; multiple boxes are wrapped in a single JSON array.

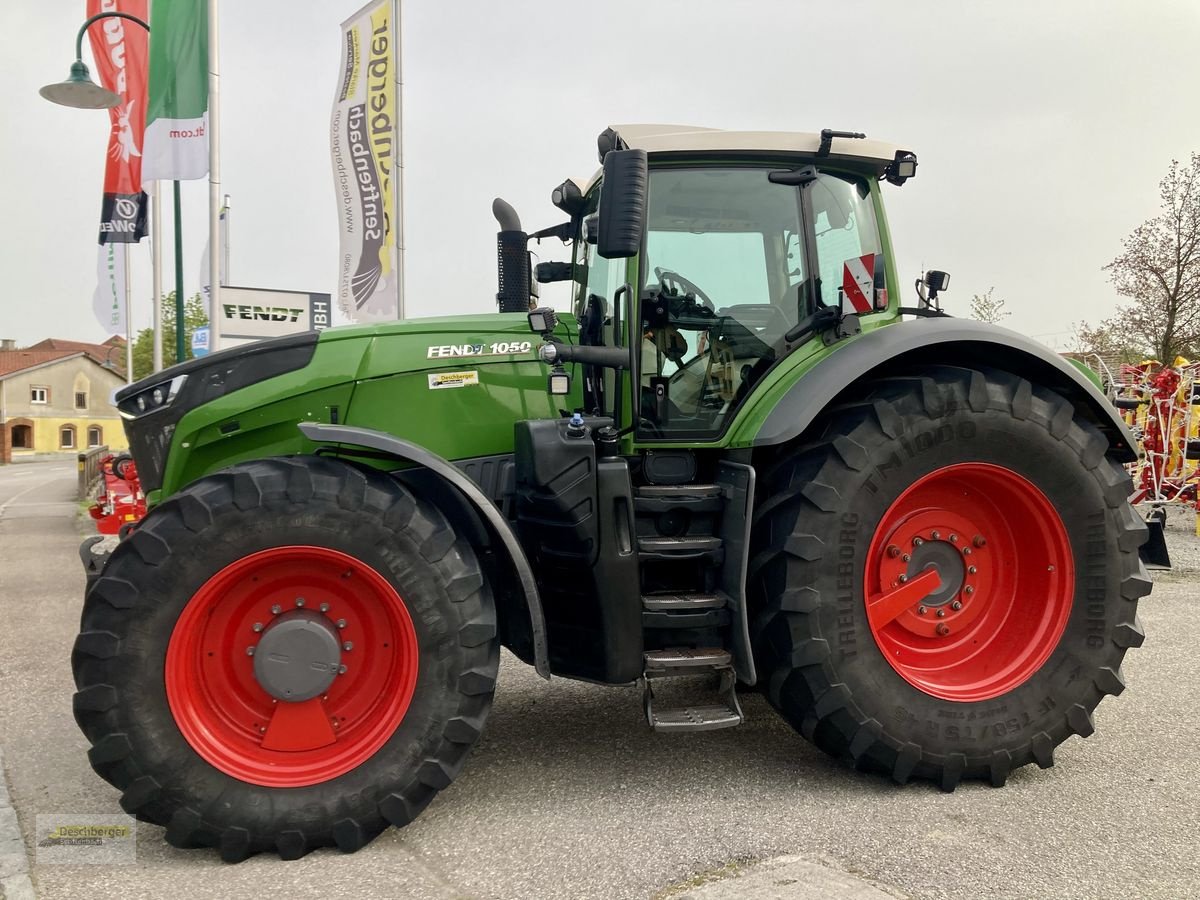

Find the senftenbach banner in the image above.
[
  {"left": 87, "top": 0, "right": 149, "bottom": 243},
  {"left": 330, "top": 0, "right": 399, "bottom": 321}
]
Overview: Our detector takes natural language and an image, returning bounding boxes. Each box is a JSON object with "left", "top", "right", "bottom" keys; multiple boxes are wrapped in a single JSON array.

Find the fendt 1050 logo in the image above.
[{"left": 426, "top": 341, "right": 532, "bottom": 359}]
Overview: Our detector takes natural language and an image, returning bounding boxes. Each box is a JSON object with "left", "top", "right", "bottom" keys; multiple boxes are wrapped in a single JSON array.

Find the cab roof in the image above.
[{"left": 592, "top": 123, "right": 910, "bottom": 180}]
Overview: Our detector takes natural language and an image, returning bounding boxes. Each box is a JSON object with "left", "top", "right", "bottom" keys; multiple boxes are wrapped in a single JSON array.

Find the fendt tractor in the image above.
[{"left": 74, "top": 125, "right": 1151, "bottom": 861}]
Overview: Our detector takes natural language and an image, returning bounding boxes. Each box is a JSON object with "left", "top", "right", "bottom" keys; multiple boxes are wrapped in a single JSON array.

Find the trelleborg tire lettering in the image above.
[
  {"left": 748, "top": 365, "right": 1150, "bottom": 789},
  {"left": 71, "top": 456, "right": 499, "bottom": 860}
]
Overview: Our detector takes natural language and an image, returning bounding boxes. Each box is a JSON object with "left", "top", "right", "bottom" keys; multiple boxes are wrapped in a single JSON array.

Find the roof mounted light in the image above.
[
  {"left": 550, "top": 179, "right": 586, "bottom": 217},
  {"left": 885, "top": 151, "right": 918, "bottom": 186}
]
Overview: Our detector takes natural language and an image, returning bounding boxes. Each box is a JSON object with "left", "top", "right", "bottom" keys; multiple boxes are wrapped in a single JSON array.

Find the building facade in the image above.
[{"left": 0, "top": 350, "right": 128, "bottom": 461}]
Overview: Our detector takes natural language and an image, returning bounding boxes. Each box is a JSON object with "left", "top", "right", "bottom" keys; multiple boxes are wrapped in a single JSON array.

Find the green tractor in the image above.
[{"left": 74, "top": 124, "right": 1150, "bottom": 861}]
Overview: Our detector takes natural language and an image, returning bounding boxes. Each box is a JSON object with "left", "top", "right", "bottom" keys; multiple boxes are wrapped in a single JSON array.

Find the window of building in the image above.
[
  {"left": 60, "top": 425, "right": 76, "bottom": 449},
  {"left": 75, "top": 391, "right": 88, "bottom": 409},
  {"left": 87, "top": 426, "right": 103, "bottom": 448},
  {"left": 31, "top": 386, "right": 48, "bottom": 404}
]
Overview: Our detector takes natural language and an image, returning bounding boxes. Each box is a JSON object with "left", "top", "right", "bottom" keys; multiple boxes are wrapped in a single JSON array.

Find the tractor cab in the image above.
[{"left": 500, "top": 124, "right": 918, "bottom": 444}]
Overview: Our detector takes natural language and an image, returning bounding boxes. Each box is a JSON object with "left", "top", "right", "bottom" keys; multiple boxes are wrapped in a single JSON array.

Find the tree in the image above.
[
  {"left": 131, "top": 292, "right": 209, "bottom": 381},
  {"left": 1069, "top": 317, "right": 1143, "bottom": 367},
  {"left": 1103, "top": 153, "right": 1200, "bottom": 363},
  {"left": 968, "top": 287, "right": 1010, "bottom": 324}
]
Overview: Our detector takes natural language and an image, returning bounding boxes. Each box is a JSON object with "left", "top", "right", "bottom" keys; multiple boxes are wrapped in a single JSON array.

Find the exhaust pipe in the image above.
[{"left": 493, "top": 198, "right": 531, "bottom": 313}]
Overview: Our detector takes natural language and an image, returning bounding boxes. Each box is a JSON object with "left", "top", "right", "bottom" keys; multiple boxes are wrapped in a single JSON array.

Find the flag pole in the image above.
[
  {"left": 393, "top": 0, "right": 405, "bottom": 320},
  {"left": 152, "top": 181, "right": 163, "bottom": 373},
  {"left": 123, "top": 244, "right": 133, "bottom": 384},
  {"left": 207, "top": 0, "right": 222, "bottom": 352},
  {"left": 173, "top": 181, "right": 185, "bottom": 362}
]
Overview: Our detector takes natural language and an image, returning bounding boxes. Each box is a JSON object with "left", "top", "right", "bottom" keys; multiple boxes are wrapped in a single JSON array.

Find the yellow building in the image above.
[{"left": 0, "top": 345, "right": 129, "bottom": 461}]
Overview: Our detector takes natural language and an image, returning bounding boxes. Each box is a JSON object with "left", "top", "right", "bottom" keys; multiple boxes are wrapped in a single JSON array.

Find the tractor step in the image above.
[
  {"left": 642, "top": 594, "right": 730, "bottom": 628},
  {"left": 634, "top": 483, "right": 725, "bottom": 514},
  {"left": 641, "top": 649, "right": 744, "bottom": 732},
  {"left": 642, "top": 592, "right": 726, "bottom": 611},
  {"left": 637, "top": 535, "right": 724, "bottom": 562}
]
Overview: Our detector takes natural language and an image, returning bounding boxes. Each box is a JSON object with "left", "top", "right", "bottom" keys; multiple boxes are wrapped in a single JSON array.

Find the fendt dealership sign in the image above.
[{"left": 219, "top": 286, "right": 332, "bottom": 347}]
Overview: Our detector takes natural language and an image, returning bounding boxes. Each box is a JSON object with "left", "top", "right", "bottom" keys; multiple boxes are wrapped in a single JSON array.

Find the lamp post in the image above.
[{"left": 40, "top": 11, "right": 187, "bottom": 369}]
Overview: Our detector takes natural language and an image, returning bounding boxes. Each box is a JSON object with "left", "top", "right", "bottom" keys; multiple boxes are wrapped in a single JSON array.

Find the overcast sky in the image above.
[{"left": 3, "top": 0, "right": 1199, "bottom": 351}]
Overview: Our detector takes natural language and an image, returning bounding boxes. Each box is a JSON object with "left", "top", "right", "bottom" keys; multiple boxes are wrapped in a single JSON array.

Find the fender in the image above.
[
  {"left": 754, "top": 318, "right": 1138, "bottom": 462},
  {"left": 297, "top": 422, "right": 550, "bottom": 679}
]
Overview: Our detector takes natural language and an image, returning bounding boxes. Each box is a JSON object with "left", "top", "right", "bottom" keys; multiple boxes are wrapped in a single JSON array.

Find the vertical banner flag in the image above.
[
  {"left": 199, "top": 201, "right": 228, "bottom": 305},
  {"left": 87, "top": 0, "right": 149, "bottom": 243},
  {"left": 142, "top": 0, "right": 209, "bottom": 181},
  {"left": 93, "top": 243, "right": 127, "bottom": 335},
  {"left": 331, "top": 0, "right": 399, "bottom": 321}
]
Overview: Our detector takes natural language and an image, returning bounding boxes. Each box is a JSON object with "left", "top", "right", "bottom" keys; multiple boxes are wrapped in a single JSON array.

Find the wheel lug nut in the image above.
[
  {"left": 319, "top": 602, "right": 330, "bottom": 613},
  {"left": 968, "top": 565, "right": 977, "bottom": 575},
  {"left": 338, "top": 664, "right": 348, "bottom": 674},
  {"left": 336, "top": 619, "right": 347, "bottom": 629},
  {"left": 962, "top": 547, "right": 972, "bottom": 556},
  {"left": 271, "top": 604, "right": 282, "bottom": 615},
  {"left": 258, "top": 725, "right": 266, "bottom": 734},
  {"left": 887, "top": 545, "right": 901, "bottom": 558},
  {"left": 898, "top": 574, "right": 908, "bottom": 583},
  {"left": 965, "top": 586, "right": 975, "bottom": 595},
  {"left": 973, "top": 535, "right": 986, "bottom": 548},
  {"left": 901, "top": 553, "right": 911, "bottom": 563},
  {"left": 246, "top": 646, "right": 255, "bottom": 656},
  {"left": 1047, "top": 565, "right": 1055, "bottom": 573},
  {"left": 295, "top": 597, "right": 305, "bottom": 607},
  {"left": 917, "top": 606, "right": 927, "bottom": 615},
  {"left": 936, "top": 609, "right": 946, "bottom": 618},
  {"left": 343, "top": 641, "right": 353, "bottom": 651},
  {"left": 252, "top": 622, "right": 264, "bottom": 633},
  {"left": 951, "top": 600, "right": 963, "bottom": 611},
  {"left": 949, "top": 533, "right": 958, "bottom": 543},
  {"left": 913, "top": 537, "right": 924, "bottom": 547},
  {"left": 936, "top": 624, "right": 950, "bottom": 636},
  {"left": 931, "top": 530, "right": 941, "bottom": 540}
]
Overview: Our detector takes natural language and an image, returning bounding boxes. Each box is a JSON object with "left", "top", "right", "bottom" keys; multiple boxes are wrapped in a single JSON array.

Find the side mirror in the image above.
[{"left": 597, "top": 148, "right": 648, "bottom": 260}]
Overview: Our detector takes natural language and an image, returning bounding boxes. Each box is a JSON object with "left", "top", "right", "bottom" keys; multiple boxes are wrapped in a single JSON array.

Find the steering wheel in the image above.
[{"left": 654, "top": 267, "right": 716, "bottom": 311}]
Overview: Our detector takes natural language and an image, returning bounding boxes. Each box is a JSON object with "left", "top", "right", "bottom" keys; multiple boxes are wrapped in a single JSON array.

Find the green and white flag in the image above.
[{"left": 142, "top": 0, "right": 208, "bottom": 181}]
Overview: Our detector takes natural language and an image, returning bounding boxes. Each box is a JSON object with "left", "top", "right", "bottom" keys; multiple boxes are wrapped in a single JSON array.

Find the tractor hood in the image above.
[{"left": 319, "top": 312, "right": 558, "bottom": 381}]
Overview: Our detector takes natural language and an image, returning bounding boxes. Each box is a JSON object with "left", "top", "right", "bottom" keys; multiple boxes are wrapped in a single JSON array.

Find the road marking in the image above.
[{"left": 0, "top": 471, "right": 76, "bottom": 518}]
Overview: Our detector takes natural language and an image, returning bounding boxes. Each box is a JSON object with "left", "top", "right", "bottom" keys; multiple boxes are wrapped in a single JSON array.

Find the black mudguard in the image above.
[{"left": 297, "top": 422, "right": 551, "bottom": 678}]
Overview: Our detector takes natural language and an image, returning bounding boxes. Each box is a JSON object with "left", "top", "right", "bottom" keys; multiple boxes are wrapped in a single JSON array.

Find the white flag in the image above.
[
  {"left": 199, "top": 203, "right": 228, "bottom": 305},
  {"left": 93, "top": 243, "right": 127, "bottom": 335}
]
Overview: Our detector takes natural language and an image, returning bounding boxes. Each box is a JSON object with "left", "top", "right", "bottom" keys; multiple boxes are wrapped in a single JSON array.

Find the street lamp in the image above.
[
  {"left": 41, "top": 12, "right": 187, "bottom": 370},
  {"left": 39, "top": 12, "right": 149, "bottom": 109}
]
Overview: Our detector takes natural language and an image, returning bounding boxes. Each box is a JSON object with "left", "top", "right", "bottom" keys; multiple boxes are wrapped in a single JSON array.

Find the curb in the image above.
[{"left": 0, "top": 750, "right": 34, "bottom": 900}]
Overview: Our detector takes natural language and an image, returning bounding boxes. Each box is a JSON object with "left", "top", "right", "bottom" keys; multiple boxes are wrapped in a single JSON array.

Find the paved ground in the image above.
[{"left": 1, "top": 459, "right": 1198, "bottom": 900}]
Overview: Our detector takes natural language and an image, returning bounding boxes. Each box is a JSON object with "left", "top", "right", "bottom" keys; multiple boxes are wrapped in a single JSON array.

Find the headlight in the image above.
[{"left": 118, "top": 375, "right": 187, "bottom": 420}]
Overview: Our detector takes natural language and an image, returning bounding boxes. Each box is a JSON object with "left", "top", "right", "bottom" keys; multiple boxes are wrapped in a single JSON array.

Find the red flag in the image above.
[{"left": 87, "top": 0, "right": 149, "bottom": 243}]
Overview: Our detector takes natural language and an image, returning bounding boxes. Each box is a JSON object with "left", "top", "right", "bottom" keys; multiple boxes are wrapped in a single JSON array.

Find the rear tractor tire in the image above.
[
  {"left": 72, "top": 456, "right": 499, "bottom": 860},
  {"left": 750, "top": 366, "right": 1151, "bottom": 790}
]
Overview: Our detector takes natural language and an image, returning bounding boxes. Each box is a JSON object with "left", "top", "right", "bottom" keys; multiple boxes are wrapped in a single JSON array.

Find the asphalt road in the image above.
[{"left": 1, "top": 459, "right": 1198, "bottom": 900}]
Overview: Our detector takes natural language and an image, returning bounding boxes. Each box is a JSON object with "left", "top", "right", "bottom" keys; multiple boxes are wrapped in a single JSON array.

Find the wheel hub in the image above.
[
  {"left": 905, "top": 540, "right": 965, "bottom": 607},
  {"left": 252, "top": 610, "right": 342, "bottom": 702}
]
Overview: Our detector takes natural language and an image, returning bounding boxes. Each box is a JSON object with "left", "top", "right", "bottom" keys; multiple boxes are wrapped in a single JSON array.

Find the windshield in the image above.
[{"left": 636, "top": 166, "right": 883, "bottom": 439}]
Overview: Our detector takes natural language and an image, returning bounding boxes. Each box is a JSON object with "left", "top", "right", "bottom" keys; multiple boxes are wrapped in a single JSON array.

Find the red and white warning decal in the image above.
[{"left": 841, "top": 254, "right": 875, "bottom": 315}]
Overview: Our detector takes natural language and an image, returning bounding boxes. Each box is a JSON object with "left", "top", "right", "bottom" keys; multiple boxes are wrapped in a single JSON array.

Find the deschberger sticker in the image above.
[{"left": 428, "top": 371, "right": 480, "bottom": 390}]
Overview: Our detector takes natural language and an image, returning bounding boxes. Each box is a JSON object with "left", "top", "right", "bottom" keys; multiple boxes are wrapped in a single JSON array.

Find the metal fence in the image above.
[{"left": 77, "top": 446, "right": 109, "bottom": 501}]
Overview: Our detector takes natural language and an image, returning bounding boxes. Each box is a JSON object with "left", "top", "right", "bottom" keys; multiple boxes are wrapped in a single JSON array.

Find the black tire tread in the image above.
[
  {"left": 750, "top": 366, "right": 1147, "bottom": 792},
  {"left": 71, "top": 456, "right": 499, "bottom": 860}
]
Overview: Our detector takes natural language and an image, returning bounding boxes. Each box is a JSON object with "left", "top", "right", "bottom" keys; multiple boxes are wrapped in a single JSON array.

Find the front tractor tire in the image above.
[
  {"left": 750, "top": 367, "right": 1151, "bottom": 790},
  {"left": 72, "top": 457, "right": 499, "bottom": 860}
]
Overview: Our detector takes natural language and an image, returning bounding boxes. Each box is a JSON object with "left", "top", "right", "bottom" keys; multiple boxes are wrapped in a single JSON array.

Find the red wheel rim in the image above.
[
  {"left": 864, "top": 463, "right": 1074, "bottom": 702},
  {"left": 165, "top": 546, "right": 419, "bottom": 787}
]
